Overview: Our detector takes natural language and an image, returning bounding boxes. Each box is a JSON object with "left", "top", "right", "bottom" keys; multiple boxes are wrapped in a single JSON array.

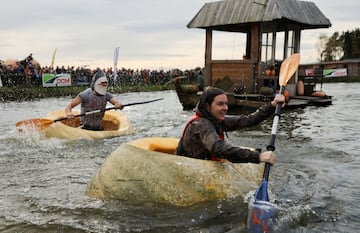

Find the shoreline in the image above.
[
  {"left": 1, "top": 76, "right": 359, "bottom": 102},
  {"left": 0, "top": 85, "right": 175, "bottom": 102}
]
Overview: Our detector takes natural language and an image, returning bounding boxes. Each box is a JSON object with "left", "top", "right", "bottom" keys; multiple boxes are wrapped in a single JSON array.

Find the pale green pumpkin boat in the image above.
[{"left": 86, "top": 137, "right": 265, "bottom": 206}]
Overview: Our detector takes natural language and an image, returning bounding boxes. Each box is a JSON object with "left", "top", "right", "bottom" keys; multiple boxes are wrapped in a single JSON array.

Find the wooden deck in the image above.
[
  {"left": 173, "top": 78, "right": 332, "bottom": 114},
  {"left": 290, "top": 95, "right": 332, "bottom": 106}
]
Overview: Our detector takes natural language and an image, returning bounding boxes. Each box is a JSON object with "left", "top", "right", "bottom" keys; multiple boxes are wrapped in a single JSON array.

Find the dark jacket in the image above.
[{"left": 176, "top": 102, "right": 275, "bottom": 163}]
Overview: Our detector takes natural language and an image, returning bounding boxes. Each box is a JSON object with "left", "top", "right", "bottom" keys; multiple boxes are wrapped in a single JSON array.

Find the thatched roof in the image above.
[{"left": 187, "top": 0, "right": 331, "bottom": 32}]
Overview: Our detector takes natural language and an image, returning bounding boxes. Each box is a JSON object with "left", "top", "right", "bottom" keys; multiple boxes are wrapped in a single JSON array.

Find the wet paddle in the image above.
[
  {"left": 16, "top": 98, "right": 164, "bottom": 131},
  {"left": 247, "top": 53, "right": 300, "bottom": 233}
]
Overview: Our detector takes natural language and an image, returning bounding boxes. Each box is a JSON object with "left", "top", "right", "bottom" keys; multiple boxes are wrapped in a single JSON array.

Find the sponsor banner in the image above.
[
  {"left": 305, "top": 68, "right": 347, "bottom": 78},
  {"left": 42, "top": 73, "right": 71, "bottom": 87},
  {"left": 323, "top": 68, "right": 347, "bottom": 78}
]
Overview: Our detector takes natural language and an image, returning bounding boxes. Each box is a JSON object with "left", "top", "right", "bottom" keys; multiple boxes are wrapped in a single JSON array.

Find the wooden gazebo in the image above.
[{"left": 187, "top": 0, "right": 331, "bottom": 95}]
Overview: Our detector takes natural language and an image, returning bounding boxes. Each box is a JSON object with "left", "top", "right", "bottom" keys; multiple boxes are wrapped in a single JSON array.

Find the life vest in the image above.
[{"left": 182, "top": 113, "right": 224, "bottom": 161}]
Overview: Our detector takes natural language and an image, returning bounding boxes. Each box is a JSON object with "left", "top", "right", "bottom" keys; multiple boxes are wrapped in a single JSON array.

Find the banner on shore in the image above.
[
  {"left": 42, "top": 73, "right": 71, "bottom": 87},
  {"left": 323, "top": 68, "right": 347, "bottom": 78},
  {"left": 305, "top": 68, "right": 347, "bottom": 78}
]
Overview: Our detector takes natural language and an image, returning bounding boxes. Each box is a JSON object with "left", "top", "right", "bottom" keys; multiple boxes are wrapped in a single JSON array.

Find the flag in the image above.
[
  {"left": 51, "top": 48, "right": 57, "bottom": 68},
  {"left": 113, "top": 47, "right": 120, "bottom": 81}
]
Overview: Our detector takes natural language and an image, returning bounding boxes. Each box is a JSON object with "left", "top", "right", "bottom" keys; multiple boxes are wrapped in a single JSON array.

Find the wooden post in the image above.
[
  {"left": 251, "top": 24, "right": 260, "bottom": 93},
  {"left": 204, "top": 29, "right": 212, "bottom": 87}
]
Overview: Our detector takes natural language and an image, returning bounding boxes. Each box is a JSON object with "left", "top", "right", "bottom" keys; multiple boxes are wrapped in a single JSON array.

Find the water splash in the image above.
[
  {"left": 246, "top": 192, "right": 319, "bottom": 233},
  {"left": 272, "top": 203, "right": 317, "bottom": 232}
]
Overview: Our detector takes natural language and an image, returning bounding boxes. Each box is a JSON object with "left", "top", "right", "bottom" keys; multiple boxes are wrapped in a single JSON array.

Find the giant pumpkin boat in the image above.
[
  {"left": 41, "top": 109, "right": 132, "bottom": 140},
  {"left": 85, "top": 137, "right": 265, "bottom": 206}
]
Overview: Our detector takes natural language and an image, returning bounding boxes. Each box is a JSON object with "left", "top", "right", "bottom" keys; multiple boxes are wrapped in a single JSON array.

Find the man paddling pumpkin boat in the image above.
[
  {"left": 65, "top": 69, "right": 123, "bottom": 131},
  {"left": 176, "top": 86, "right": 285, "bottom": 164}
]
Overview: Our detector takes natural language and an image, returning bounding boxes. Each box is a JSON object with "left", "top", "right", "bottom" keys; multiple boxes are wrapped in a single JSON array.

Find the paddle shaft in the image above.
[
  {"left": 263, "top": 86, "right": 285, "bottom": 181},
  {"left": 122, "top": 98, "right": 163, "bottom": 107},
  {"left": 53, "top": 107, "right": 118, "bottom": 123},
  {"left": 248, "top": 54, "right": 300, "bottom": 233},
  {"left": 54, "top": 98, "right": 164, "bottom": 122}
]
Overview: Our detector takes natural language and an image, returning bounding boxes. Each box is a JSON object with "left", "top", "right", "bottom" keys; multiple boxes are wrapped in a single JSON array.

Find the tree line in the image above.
[{"left": 318, "top": 28, "right": 360, "bottom": 61}]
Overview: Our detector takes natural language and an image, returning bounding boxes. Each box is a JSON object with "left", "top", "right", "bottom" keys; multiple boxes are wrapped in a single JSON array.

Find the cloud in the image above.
[{"left": 0, "top": 0, "right": 358, "bottom": 70}]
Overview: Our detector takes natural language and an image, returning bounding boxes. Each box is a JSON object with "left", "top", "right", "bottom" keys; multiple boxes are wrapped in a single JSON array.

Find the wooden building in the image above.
[{"left": 187, "top": 0, "right": 331, "bottom": 96}]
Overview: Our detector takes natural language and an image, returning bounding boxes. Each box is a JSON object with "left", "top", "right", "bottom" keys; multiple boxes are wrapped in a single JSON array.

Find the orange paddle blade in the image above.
[
  {"left": 16, "top": 118, "right": 55, "bottom": 132},
  {"left": 279, "top": 53, "right": 300, "bottom": 86}
]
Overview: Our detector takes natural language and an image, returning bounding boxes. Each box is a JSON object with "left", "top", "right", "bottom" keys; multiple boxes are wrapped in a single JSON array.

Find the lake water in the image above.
[{"left": 0, "top": 83, "right": 359, "bottom": 233}]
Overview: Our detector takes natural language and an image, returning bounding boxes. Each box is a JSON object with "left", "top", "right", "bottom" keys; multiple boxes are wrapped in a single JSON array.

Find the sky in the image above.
[{"left": 0, "top": 0, "right": 359, "bottom": 71}]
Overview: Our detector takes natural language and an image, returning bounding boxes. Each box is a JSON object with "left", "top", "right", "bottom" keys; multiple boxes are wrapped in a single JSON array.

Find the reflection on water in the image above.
[{"left": 0, "top": 86, "right": 359, "bottom": 232}]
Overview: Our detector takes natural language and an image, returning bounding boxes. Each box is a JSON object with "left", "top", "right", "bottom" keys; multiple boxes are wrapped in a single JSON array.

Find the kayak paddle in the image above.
[
  {"left": 247, "top": 53, "right": 300, "bottom": 232},
  {"left": 16, "top": 98, "right": 164, "bottom": 131}
]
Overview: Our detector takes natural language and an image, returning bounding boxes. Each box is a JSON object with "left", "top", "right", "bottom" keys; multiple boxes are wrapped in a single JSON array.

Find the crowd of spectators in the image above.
[{"left": 0, "top": 63, "right": 202, "bottom": 87}]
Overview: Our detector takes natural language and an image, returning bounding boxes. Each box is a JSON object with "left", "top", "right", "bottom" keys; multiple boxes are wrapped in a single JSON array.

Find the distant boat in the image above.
[{"left": 173, "top": 76, "right": 332, "bottom": 114}]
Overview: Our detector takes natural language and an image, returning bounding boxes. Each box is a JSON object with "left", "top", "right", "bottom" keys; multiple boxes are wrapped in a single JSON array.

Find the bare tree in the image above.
[{"left": 316, "top": 33, "right": 328, "bottom": 62}]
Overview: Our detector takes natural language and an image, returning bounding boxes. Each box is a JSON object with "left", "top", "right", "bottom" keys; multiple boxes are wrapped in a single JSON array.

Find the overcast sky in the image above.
[{"left": 0, "top": 0, "right": 358, "bottom": 70}]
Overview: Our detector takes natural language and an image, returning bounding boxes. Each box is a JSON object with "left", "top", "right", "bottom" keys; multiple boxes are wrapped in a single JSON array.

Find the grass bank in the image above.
[{"left": 0, "top": 84, "right": 175, "bottom": 102}]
